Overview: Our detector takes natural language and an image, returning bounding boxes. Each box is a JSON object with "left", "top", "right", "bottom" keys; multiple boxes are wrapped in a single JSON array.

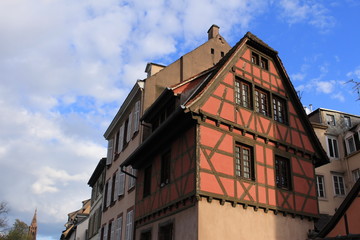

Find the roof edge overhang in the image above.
[
  {"left": 121, "top": 105, "right": 193, "bottom": 168},
  {"left": 87, "top": 158, "right": 106, "bottom": 186},
  {"left": 104, "top": 81, "right": 144, "bottom": 139},
  {"left": 141, "top": 87, "right": 174, "bottom": 122}
]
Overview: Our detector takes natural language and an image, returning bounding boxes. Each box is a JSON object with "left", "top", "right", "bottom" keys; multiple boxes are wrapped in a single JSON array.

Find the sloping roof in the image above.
[
  {"left": 88, "top": 158, "right": 106, "bottom": 187},
  {"left": 315, "top": 178, "right": 360, "bottom": 238}
]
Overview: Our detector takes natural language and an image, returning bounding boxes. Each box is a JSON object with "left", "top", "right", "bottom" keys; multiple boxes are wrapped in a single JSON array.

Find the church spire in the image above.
[{"left": 28, "top": 209, "right": 37, "bottom": 240}]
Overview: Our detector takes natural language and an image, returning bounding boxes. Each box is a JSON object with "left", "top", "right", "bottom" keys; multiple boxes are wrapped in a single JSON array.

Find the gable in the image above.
[{"left": 186, "top": 33, "right": 328, "bottom": 166}]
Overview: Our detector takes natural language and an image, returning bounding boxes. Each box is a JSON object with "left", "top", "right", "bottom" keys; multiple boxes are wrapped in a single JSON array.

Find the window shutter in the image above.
[
  {"left": 133, "top": 101, "right": 140, "bottom": 134},
  {"left": 118, "top": 170, "right": 125, "bottom": 196},
  {"left": 110, "top": 222, "right": 115, "bottom": 240},
  {"left": 116, "top": 216, "right": 122, "bottom": 240},
  {"left": 128, "top": 166, "right": 136, "bottom": 189},
  {"left": 126, "top": 210, "right": 133, "bottom": 240},
  {"left": 103, "top": 224, "right": 108, "bottom": 240},
  {"left": 127, "top": 112, "right": 133, "bottom": 142},
  {"left": 106, "top": 178, "right": 112, "bottom": 207},
  {"left": 106, "top": 139, "right": 114, "bottom": 165},
  {"left": 114, "top": 172, "right": 119, "bottom": 201},
  {"left": 118, "top": 124, "right": 124, "bottom": 153}
]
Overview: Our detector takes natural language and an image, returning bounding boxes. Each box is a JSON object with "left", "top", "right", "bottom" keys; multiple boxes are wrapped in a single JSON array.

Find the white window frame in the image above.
[
  {"left": 353, "top": 169, "right": 360, "bottom": 182},
  {"left": 326, "top": 136, "right": 339, "bottom": 159},
  {"left": 346, "top": 135, "right": 356, "bottom": 154},
  {"left": 133, "top": 101, "right": 140, "bottom": 134},
  {"left": 332, "top": 174, "right": 346, "bottom": 196},
  {"left": 316, "top": 175, "right": 326, "bottom": 198}
]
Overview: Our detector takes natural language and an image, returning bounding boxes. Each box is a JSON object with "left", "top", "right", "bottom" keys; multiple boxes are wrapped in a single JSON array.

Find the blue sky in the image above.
[{"left": 0, "top": 0, "right": 359, "bottom": 239}]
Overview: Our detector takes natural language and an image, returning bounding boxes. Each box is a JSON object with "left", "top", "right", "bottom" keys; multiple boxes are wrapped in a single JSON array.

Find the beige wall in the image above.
[
  {"left": 198, "top": 200, "right": 313, "bottom": 240},
  {"left": 135, "top": 206, "right": 198, "bottom": 240}
]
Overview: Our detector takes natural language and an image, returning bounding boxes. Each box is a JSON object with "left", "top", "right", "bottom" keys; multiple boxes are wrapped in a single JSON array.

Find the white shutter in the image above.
[
  {"left": 106, "top": 178, "right": 112, "bottom": 207},
  {"left": 114, "top": 172, "right": 119, "bottom": 201},
  {"left": 125, "top": 210, "right": 133, "bottom": 240},
  {"left": 133, "top": 101, "right": 140, "bottom": 134},
  {"left": 110, "top": 221, "right": 115, "bottom": 240},
  {"left": 106, "top": 139, "right": 114, "bottom": 165},
  {"left": 103, "top": 224, "right": 108, "bottom": 240},
  {"left": 127, "top": 112, "right": 133, "bottom": 142},
  {"left": 118, "top": 124, "right": 124, "bottom": 153},
  {"left": 118, "top": 170, "right": 125, "bottom": 196},
  {"left": 116, "top": 216, "right": 122, "bottom": 240}
]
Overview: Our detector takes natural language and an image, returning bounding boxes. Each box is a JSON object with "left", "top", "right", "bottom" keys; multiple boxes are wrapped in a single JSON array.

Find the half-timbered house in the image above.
[{"left": 121, "top": 31, "right": 329, "bottom": 240}]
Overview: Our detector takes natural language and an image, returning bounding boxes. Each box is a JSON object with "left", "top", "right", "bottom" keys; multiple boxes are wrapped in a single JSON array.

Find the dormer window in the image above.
[
  {"left": 326, "top": 114, "right": 335, "bottom": 126},
  {"left": 251, "top": 52, "right": 269, "bottom": 70},
  {"left": 344, "top": 116, "right": 351, "bottom": 128},
  {"left": 260, "top": 57, "right": 269, "bottom": 70}
]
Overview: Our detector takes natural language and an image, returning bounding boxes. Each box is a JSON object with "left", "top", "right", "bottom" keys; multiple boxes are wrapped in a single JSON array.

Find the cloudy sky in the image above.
[{"left": 1, "top": 0, "right": 360, "bottom": 239}]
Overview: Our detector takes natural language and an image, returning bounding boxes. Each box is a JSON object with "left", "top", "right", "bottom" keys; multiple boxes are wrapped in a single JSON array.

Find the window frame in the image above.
[
  {"left": 344, "top": 116, "right": 351, "bottom": 128},
  {"left": 275, "top": 156, "right": 292, "bottom": 190},
  {"left": 316, "top": 175, "right": 326, "bottom": 198},
  {"left": 255, "top": 87, "right": 270, "bottom": 117},
  {"left": 272, "top": 95, "right": 287, "bottom": 124},
  {"left": 332, "top": 174, "right": 346, "bottom": 196},
  {"left": 234, "top": 143, "right": 254, "bottom": 181},
  {"left": 352, "top": 169, "right": 360, "bottom": 182},
  {"left": 143, "top": 165, "right": 152, "bottom": 198},
  {"left": 326, "top": 136, "right": 339, "bottom": 159},
  {"left": 235, "top": 78, "right": 252, "bottom": 109},
  {"left": 158, "top": 222, "right": 174, "bottom": 240},
  {"left": 346, "top": 135, "right": 356, "bottom": 154},
  {"left": 326, "top": 114, "right": 336, "bottom": 126}
]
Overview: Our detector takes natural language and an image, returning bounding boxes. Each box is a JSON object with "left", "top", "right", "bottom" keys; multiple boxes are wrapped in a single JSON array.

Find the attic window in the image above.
[
  {"left": 211, "top": 48, "right": 214, "bottom": 54},
  {"left": 221, "top": 51, "right": 225, "bottom": 57},
  {"left": 251, "top": 52, "right": 259, "bottom": 65},
  {"left": 260, "top": 57, "right": 269, "bottom": 70}
]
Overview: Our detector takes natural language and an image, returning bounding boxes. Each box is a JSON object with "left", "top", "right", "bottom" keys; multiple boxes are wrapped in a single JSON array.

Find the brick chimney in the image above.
[{"left": 207, "top": 24, "right": 220, "bottom": 40}]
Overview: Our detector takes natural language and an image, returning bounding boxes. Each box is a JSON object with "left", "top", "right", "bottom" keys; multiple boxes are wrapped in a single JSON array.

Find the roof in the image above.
[
  {"left": 308, "top": 108, "right": 360, "bottom": 118},
  {"left": 87, "top": 158, "right": 106, "bottom": 187}
]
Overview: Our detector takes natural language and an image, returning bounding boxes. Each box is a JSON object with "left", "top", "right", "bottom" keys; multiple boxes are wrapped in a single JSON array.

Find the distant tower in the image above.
[{"left": 28, "top": 209, "right": 37, "bottom": 240}]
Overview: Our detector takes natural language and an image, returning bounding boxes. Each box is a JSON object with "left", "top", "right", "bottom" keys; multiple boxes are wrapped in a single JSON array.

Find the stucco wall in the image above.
[
  {"left": 198, "top": 200, "right": 313, "bottom": 240},
  {"left": 135, "top": 205, "right": 198, "bottom": 240}
]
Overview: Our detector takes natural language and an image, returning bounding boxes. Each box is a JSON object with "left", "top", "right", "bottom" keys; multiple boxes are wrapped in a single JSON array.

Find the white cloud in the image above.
[
  {"left": 277, "top": 0, "right": 336, "bottom": 32},
  {"left": 347, "top": 66, "right": 360, "bottom": 80},
  {"left": 315, "top": 80, "right": 335, "bottom": 94}
]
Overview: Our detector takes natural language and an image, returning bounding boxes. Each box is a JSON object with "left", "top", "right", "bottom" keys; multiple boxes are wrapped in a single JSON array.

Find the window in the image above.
[
  {"left": 221, "top": 51, "right": 225, "bottom": 57},
  {"left": 159, "top": 223, "right": 173, "bottom": 240},
  {"left": 123, "top": 118, "right": 129, "bottom": 147},
  {"left": 140, "top": 231, "right": 152, "bottom": 240},
  {"left": 251, "top": 52, "right": 259, "bottom": 65},
  {"left": 128, "top": 166, "right": 136, "bottom": 190},
  {"left": 316, "top": 175, "right": 326, "bottom": 198},
  {"left": 255, "top": 88, "right": 269, "bottom": 116},
  {"left": 275, "top": 156, "right": 291, "bottom": 190},
  {"left": 326, "top": 114, "right": 335, "bottom": 126},
  {"left": 116, "top": 216, "right": 122, "bottom": 240},
  {"left": 102, "top": 224, "right": 108, "bottom": 240},
  {"left": 344, "top": 116, "right": 351, "bottom": 128},
  {"left": 211, "top": 48, "right": 214, "bottom": 54},
  {"left": 161, "top": 151, "right": 171, "bottom": 186},
  {"left": 111, "top": 173, "right": 116, "bottom": 203},
  {"left": 327, "top": 136, "right": 339, "bottom": 159},
  {"left": 353, "top": 169, "right": 360, "bottom": 182},
  {"left": 235, "top": 79, "right": 251, "bottom": 109},
  {"left": 333, "top": 175, "right": 345, "bottom": 196},
  {"left": 260, "top": 57, "right": 268, "bottom": 70},
  {"left": 143, "top": 165, "right": 152, "bottom": 198},
  {"left": 125, "top": 210, "right": 133, "bottom": 240},
  {"left": 273, "top": 96, "right": 287, "bottom": 124},
  {"left": 346, "top": 136, "right": 356, "bottom": 154},
  {"left": 235, "top": 144, "right": 254, "bottom": 180}
]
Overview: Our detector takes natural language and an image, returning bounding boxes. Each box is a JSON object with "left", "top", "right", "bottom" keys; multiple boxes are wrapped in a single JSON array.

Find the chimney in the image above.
[
  {"left": 207, "top": 24, "right": 220, "bottom": 40},
  {"left": 145, "top": 62, "right": 165, "bottom": 78}
]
